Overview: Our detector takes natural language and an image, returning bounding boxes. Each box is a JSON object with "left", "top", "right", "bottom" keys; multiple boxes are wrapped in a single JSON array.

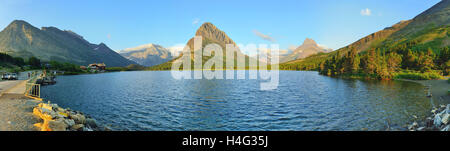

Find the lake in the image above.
[{"left": 41, "top": 71, "right": 443, "bottom": 131}]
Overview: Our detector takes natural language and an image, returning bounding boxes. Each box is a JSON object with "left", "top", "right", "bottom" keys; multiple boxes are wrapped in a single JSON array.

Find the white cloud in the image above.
[
  {"left": 288, "top": 45, "right": 298, "bottom": 51},
  {"left": 192, "top": 18, "right": 200, "bottom": 25},
  {"left": 318, "top": 44, "right": 330, "bottom": 50},
  {"left": 360, "top": 8, "right": 372, "bottom": 16},
  {"left": 253, "top": 30, "right": 276, "bottom": 42},
  {"left": 168, "top": 43, "right": 186, "bottom": 56}
]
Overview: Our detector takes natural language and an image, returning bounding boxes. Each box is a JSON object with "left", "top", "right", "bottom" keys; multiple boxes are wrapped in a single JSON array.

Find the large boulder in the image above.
[
  {"left": 434, "top": 114, "right": 442, "bottom": 127},
  {"left": 70, "top": 114, "right": 86, "bottom": 124},
  {"left": 40, "top": 108, "right": 57, "bottom": 119},
  {"left": 48, "top": 119, "right": 68, "bottom": 131},
  {"left": 442, "top": 125, "right": 450, "bottom": 131},
  {"left": 85, "top": 118, "right": 97, "bottom": 128},
  {"left": 408, "top": 122, "right": 418, "bottom": 131},
  {"left": 71, "top": 124, "right": 84, "bottom": 131},
  {"left": 64, "top": 119, "right": 75, "bottom": 127},
  {"left": 442, "top": 114, "right": 449, "bottom": 125}
]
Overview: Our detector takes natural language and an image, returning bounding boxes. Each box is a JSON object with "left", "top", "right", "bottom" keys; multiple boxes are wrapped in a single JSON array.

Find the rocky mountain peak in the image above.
[
  {"left": 7, "top": 20, "right": 31, "bottom": 27},
  {"left": 119, "top": 43, "right": 173, "bottom": 67},
  {"left": 192, "top": 22, "right": 235, "bottom": 46},
  {"left": 302, "top": 38, "right": 318, "bottom": 46},
  {"left": 0, "top": 20, "right": 136, "bottom": 67},
  {"left": 3, "top": 20, "right": 36, "bottom": 32}
]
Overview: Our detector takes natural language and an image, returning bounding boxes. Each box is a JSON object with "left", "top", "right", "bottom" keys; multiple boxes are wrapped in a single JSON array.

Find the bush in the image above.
[
  {"left": 394, "top": 71, "right": 442, "bottom": 80},
  {"left": 106, "top": 64, "right": 145, "bottom": 72}
]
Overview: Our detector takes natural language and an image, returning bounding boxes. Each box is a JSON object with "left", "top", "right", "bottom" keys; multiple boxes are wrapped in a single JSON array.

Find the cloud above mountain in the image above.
[
  {"left": 168, "top": 44, "right": 186, "bottom": 56},
  {"left": 192, "top": 18, "right": 200, "bottom": 25},
  {"left": 253, "top": 30, "right": 276, "bottom": 42},
  {"left": 361, "top": 8, "right": 372, "bottom": 16}
]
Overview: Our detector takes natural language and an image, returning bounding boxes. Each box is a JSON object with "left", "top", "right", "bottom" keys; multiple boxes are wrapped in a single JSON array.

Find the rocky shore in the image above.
[
  {"left": 33, "top": 102, "right": 110, "bottom": 131},
  {"left": 408, "top": 104, "right": 450, "bottom": 131}
]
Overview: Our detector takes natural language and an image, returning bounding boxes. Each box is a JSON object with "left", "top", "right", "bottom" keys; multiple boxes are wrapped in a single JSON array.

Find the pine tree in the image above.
[
  {"left": 352, "top": 54, "right": 360, "bottom": 74},
  {"left": 402, "top": 49, "right": 416, "bottom": 70},
  {"left": 365, "top": 48, "right": 377, "bottom": 75},
  {"left": 418, "top": 50, "right": 434, "bottom": 72},
  {"left": 387, "top": 52, "right": 402, "bottom": 73}
]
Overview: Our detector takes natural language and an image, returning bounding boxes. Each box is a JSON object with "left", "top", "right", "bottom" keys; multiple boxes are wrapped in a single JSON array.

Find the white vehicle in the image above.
[
  {"left": 1, "top": 73, "right": 8, "bottom": 80},
  {"left": 2, "top": 73, "right": 18, "bottom": 80},
  {"left": 9, "top": 73, "right": 18, "bottom": 80}
]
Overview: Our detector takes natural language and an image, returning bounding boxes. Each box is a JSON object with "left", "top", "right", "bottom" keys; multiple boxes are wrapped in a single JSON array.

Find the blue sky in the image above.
[{"left": 0, "top": 0, "right": 441, "bottom": 52}]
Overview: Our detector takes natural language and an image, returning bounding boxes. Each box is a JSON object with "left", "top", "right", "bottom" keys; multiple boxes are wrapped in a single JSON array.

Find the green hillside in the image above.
[{"left": 281, "top": 0, "right": 450, "bottom": 80}]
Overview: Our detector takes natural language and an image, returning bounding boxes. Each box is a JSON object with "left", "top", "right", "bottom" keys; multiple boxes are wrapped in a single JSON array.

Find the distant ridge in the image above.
[
  {"left": 280, "top": 38, "right": 332, "bottom": 63},
  {"left": 119, "top": 44, "right": 174, "bottom": 67},
  {"left": 0, "top": 20, "right": 136, "bottom": 67}
]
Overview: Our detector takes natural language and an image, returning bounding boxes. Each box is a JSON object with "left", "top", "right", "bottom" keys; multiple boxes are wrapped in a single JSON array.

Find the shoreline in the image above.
[
  {"left": 396, "top": 78, "right": 450, "bottom": 131},
  {"left": 0, "top": 71, "right": 107, "bottom": 131},
  {"left": 396, "top": 78, "right": 450, "bottom": 103}
]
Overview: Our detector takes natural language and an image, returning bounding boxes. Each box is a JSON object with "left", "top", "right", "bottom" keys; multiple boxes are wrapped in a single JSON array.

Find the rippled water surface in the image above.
[{"left": 41, "top": 71, "right": 441, "bottom": 131}]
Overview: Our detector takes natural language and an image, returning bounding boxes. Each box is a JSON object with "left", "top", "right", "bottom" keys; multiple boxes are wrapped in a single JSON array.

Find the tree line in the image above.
[
  {"left": 1, "top": 53, "right": 83, "bottom": 73},
  {"left": 318, "top": 46, "right": 449, "bottom": 80}
]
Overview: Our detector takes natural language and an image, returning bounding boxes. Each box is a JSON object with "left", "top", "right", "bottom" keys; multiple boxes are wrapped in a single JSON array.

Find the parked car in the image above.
[
  {"left": 2, "top": 73, "right": 18, "bottom": 80},
  {"left": 9, "top": 73, "right": 18, "bottom": 80},
  {"left": 1, "top": 73, "right": 8, "bottom": 80}
]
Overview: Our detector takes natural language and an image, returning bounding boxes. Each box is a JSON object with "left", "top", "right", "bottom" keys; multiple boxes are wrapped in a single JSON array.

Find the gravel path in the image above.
[
  {"left": 0, "top": 94, "right": 40, "bottom": 131},
  {"left": 0, "top": 71, "right": 41, "bottom": 131}
]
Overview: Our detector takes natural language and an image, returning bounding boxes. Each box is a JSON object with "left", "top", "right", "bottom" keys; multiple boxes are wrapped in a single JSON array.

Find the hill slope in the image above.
[
  {"left": 281, "top": 0, "right": 449, "bottom": 74},
  {"left": 0, "top": 20, "right": 136, "bottom": 67}
]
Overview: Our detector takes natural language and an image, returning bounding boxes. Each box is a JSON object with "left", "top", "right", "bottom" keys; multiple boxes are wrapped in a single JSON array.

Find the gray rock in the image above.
[
  {"left": 439, "top": 110, "right": 447, "bottom": 116},
  {"left": 442, "top": 125, "right": 450, "bottom": 131},
  {"left": 51, "top": 104, "right": 59, "bottom": 109},
  {"left": 56, "top": 107, "right": 66, "bottom": 113},
  {"left": 85, "top": 118, "right": 97, "bottom": 128},
  {"left": 83, "top": 126, "right": 93, "bottom": 131},
  {"left": 64, "top": 119, "right": 75, "bottom": 127},
  {"left": 434, "top": 114, "right": 442, "bottom": 127},
  {"left": 417, "top": 127, "right": 426, "bottom": 131},
  {"left": 70, "top": 114, "right": 86, "bottom": 124},
  {"left": 426, "top": 117, "right": 434, "bottom": 127},
  {"left": 71, "top": 124, "right": 84, "bottom": 131},
  {"left": 48, "top": 119, "right": 68, "bottom": 131},
  {"left": 40, "top": 108, "right": 57, "bottom": 119},
  {"left": 442, "top": 114, "right": 450, "bottom": 125},
  {"left": 431, "top": 108, "right": 438, "bottom": 114},
  {"left": 408, "top": 122, "right": 418, "bottom": 131},
  {"left": 103, "top": 126, "right": 112, "bottom": 131}
]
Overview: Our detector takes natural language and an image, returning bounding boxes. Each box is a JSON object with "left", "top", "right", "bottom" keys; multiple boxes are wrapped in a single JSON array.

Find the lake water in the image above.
[{"left": 41, "top": 71, "right": 443, "bottom": 131}]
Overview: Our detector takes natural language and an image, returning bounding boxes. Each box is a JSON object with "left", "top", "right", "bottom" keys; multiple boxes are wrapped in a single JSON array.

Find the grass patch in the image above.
[{"left": 394, "top": 71, "right": 442, "bottom": 80}]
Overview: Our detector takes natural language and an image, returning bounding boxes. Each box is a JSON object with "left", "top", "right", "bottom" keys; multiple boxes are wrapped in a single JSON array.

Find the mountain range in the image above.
[
  {"left": 0, "top": 20, "right": 136, "bottom": 67},
  {"left": 119, "top": 44, "right": 174, "bottom": 67}
]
